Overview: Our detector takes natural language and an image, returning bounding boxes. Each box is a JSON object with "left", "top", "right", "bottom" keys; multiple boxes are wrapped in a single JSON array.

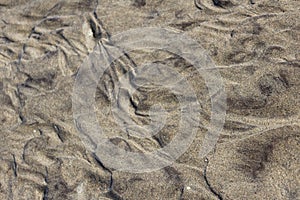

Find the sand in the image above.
[{"left": 0, "top": 0, "right": 299, "bottom": 199}]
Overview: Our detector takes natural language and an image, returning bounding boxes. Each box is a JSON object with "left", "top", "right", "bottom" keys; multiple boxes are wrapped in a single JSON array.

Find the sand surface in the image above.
[{"left": 0, "top": 0, "right": 299, "bottom": 199}]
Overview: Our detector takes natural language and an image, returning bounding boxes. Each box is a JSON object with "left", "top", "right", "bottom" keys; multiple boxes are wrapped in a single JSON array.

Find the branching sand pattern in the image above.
[{"left": 0, "top": 0, "right": 299, "bottom": 199}]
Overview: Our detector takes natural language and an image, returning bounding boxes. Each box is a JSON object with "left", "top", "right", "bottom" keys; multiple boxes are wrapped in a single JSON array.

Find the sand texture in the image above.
[{"left": 0, "top": 0, "right": 299, "bottom": 199}]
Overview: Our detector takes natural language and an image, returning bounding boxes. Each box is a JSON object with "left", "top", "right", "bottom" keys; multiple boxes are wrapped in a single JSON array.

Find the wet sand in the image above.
[{"left": 0, "top": 0, "right": 299, "bottom": 199}]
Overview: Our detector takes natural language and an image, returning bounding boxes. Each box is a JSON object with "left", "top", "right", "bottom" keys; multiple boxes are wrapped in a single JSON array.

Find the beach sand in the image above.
[{"left": 0, "top": 0, "right": 299, "bottom": 199}]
